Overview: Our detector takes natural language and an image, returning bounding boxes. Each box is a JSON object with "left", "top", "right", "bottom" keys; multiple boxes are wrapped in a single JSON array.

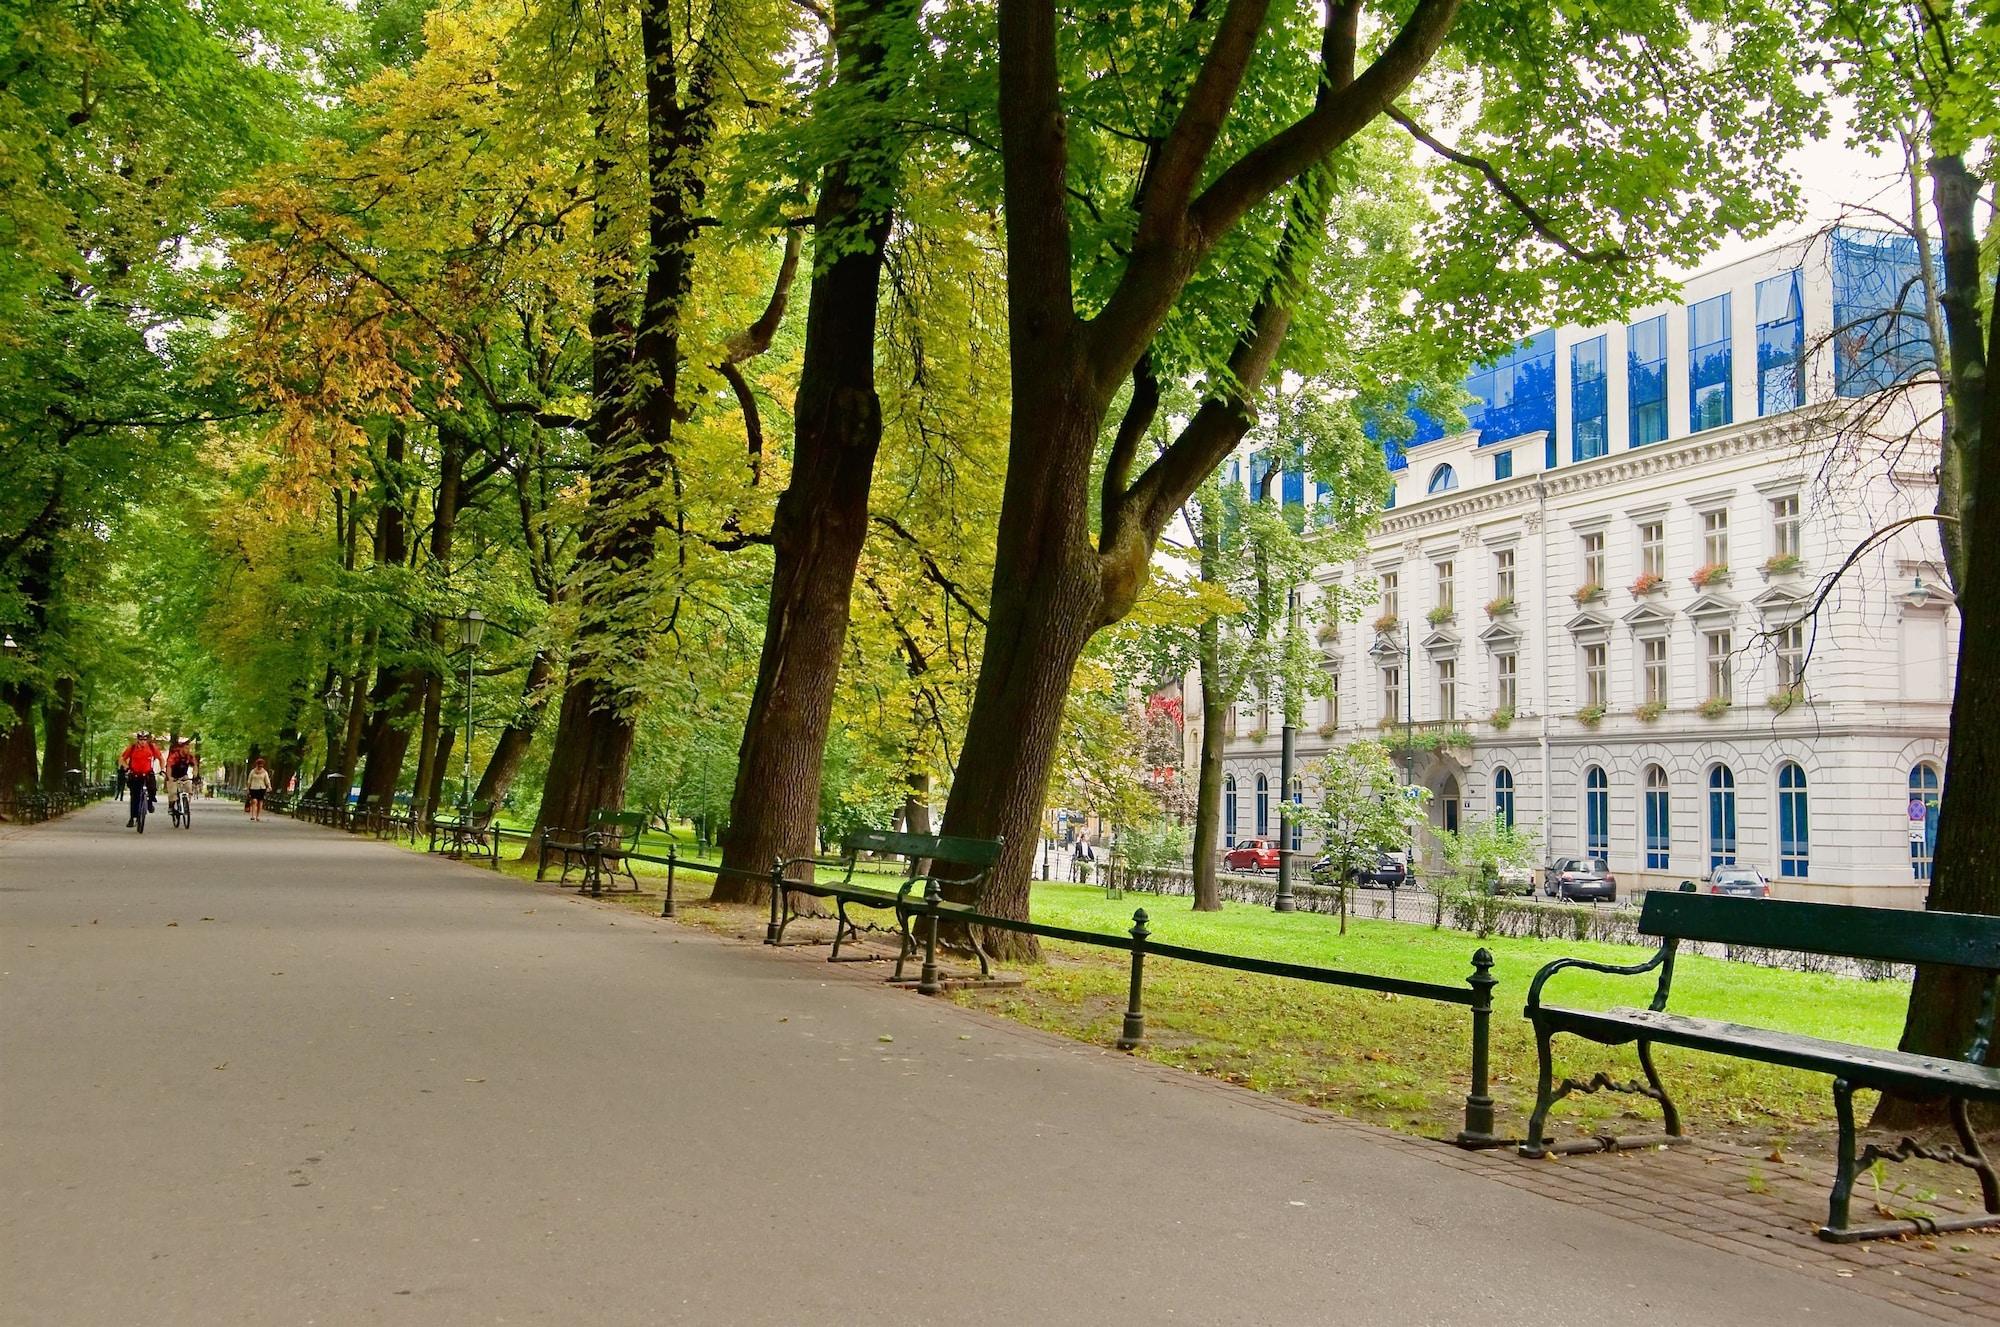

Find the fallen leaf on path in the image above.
[
  {"left": 201, "top": 917, "right": 215, "bottom": 922},
  {"left": 878, "top": 1035, "right": 894, "bottom": 1043},
  {"left": 214, "top": 1063, "right": 227, "bottom": 1071},
  {"left": 166, "top": 922, "right": 178, "bottom": 927},
  {"left": 464, "top": 1077, "right": 485, "bottom": 1083}
]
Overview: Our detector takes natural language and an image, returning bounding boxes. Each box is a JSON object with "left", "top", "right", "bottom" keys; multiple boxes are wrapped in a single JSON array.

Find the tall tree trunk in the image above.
[
  {"left": 41, "top": 676, "right": 77, "bottom": 790},
  {"left": 531, "top": 0, "right": 714, "bottom": 845},
  {"left": 423, "top": 722, "right": 456, "bottom": 821},
  {"left": 0, "top": 684, "right": 37, "bottom": 802},
  {"left": 716, "top": 0, "right": 906, "bottom": 902},
  {"left": 1928, "top": 153, "right": 1985, "bottom": 593},
  {"left": 357, "top": 430, "right": 420, "bottom": 806},
  {"left": 411, "top": 675, "right": 441, "bottom": 818},
  {"left": 407, "top": 427, "right": 466, "bottom": 823},
  {"left": 1191, "top": 615, "right": 1226, "bottom": 911},
  {"left": 473, "top": 650, "right": 554, "bottom": 820},
  {"left": 1877, "top": 193, "right": 2000, "bottom": 1127}
]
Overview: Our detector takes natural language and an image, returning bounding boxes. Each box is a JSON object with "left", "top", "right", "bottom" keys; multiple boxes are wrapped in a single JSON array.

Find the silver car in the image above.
[{"left": 1706, "top": 865, "right": 1771, "bottom": 898}]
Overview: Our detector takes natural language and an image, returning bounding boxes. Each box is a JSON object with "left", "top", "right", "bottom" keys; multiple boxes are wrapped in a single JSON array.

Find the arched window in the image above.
[
  {"left": 1288, "top": 777, "right": 1304, "bottom": 852},
  {"left": 1585, "top": 765, "right": 1609, "bottom": 862},
  {"left": 1909, "top": 762, "right": 1941, "bottom": 881},
  {"left": 1493, "top": 767, "right": 1515, "bottom": 829},
  {"left": 1778, "top": 762, "right": 1809, "bottom": 878},
  {"left": 1223, "top": 776, "right": 1237, "bottom": 847},
  {"left": 1644, "top": 765, "right": 1670, "bottom": 870},
  {"left": 1427, "top": 463, "right": 1459, "bottom": 494},
  {"left": 1707, "top": 765, "right": 1737, "bottom": 869},
  {"left": 1255, "top": 773, "right": 1270, "bottom": 838}
]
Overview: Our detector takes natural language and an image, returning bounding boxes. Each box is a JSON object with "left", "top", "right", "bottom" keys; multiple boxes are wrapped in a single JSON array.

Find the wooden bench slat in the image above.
[
  {"left": 1639, "top": 892, "right": 2000, "bottom": 970},
  {"left": 1540, "top": 1005, "right": 2000, "bottom": 1097},
  {"left": 842, "top": 828, "right": 1004, "bottom": 869}
]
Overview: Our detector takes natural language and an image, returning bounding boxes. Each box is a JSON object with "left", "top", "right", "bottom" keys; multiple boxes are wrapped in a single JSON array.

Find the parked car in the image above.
[
  {"left": 1544, "top": 857, "right": 1618, "bottom": 902},
  {"left": 1222, "top": 838, "right": 1281, "bottom": 873},
  {"left": 1487, "top": 864, "right": 1536, "bottom": 896},
  {"left": 1311, "top": 851, "right": 1408, "bottom": 889},
  {"left": 1705, "top": 865, "right": 1772, "bottom": 898}
]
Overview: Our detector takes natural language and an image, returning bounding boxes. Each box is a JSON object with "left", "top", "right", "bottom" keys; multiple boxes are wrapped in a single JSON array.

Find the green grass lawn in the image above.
[{"left": 954, "top": 883, "right": 1914, "bottom": 1143}]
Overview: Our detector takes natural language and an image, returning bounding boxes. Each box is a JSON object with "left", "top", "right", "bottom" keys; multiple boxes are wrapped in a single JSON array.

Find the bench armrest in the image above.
[{"left": 1525, "top": 945, "right": 1674, "bottom": 1015}]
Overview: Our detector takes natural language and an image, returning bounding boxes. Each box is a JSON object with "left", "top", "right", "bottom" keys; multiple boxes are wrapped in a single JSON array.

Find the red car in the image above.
[{"left": 1223, "top": 838, "right": 1282, "bottom": 872}]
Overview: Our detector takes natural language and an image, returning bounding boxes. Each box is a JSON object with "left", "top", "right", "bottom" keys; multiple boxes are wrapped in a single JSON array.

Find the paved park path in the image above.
[{"left": 1, "top": 800, "right": 1938, "bottom": 1325}]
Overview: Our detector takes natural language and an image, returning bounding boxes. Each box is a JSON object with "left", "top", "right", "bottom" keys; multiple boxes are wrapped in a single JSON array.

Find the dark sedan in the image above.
[
  {"left": 1311, "top": 852, "right": 1408, "bottom": 889},
  {"left": 1544, "top": 857, "right": 1617, "bottom": 902}
]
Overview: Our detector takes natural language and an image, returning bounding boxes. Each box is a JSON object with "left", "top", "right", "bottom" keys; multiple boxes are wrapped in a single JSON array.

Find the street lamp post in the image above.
[
  {"left": 457, "top": 609, "right": 486, "bottom": 813},
  {"left": 1274, "top": 590, "right": 1298, "bottom": 913}
]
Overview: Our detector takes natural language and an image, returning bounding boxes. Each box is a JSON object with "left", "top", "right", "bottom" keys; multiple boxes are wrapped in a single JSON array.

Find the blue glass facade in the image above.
[
  {"left": 1281, "top": 467, "right": 1304, "bottom": 508},
  {"left": 1628, "top": 315, "right": 1667, "bottom": 446},
  {"left": 1406, "top": 332, "right": 1557, "bottom": 457},
  {"left": 1832, "top": 231, "right": 1932, "bottom": 397},
  {"left": 1688, "top": 293, "right": 1732, "bottom": 432},
  {"left": 1755, "top": 271, "right": 1803, "bottom": 415},
  {"left": 1571, "top": 335, "right": 1607, "bottom": 461}
]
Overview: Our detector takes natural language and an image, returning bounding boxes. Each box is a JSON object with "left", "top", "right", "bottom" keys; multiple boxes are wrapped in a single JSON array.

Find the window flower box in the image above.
[
  {"left": 1489, "top": 706, "right": 1515, "bottom": 731},
  {"left": 1485, "top": 596, "right": 1515, "bottom": 618},
  {"left": 1767, "top": 686, "right": 1804, "bottom": 714},
  {"left": 1316, "top": 721, "right": 1338, "bottom": 738},
  {"left": 1690, "top": 562, "right": 1731, "bottom": 589},
  {"left": 1762, "top": 553, "right": 1802, "bottom": 578},
  {"left": 1697, "top": 697, "right": 1732, "bottom": 719},
  {"left": 1572, "top": 583, "right": 1605, "bottom": 606},
  {"left": 1247, "top": 727, "right": 1270, "bottom": 742},
  {"left": 1635, "top": 700, "right": 1666, "bottom": 722},
  {"left": 1373, "top": 612, "right": 1399, "bottom": 635},
  {"left": 1629, "top": 572, "right": 1664, "bottom": 597},
  {"left": 1426, "top": 605, "right": 1456, "bottom": 627},
  {"left": 1575, "top": 705, "right": 1605, "bottom": 727}
]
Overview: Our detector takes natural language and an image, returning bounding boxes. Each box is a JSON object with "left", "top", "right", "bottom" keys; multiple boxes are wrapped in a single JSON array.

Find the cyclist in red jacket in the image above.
[{"left": 121, "top": 732, "right": 162, "bottom": 825}]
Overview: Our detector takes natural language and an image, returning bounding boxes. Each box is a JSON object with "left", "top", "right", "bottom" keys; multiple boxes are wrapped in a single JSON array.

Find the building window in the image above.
[
  {"left": 1428, "top": 464, "right": 1459, "bottom": 494},
  {"left": 1496, "top": 651, "right": 1518, "bottom": 712},
  {"left": 1770, "top": 494, "right": 1800, "bottom": 560},
  {"left": 1494, "top": 449, "right": 1513, "bottom": 481},
  {"left": 1639, "top": 520, "right": 1665, "bottom": 579},
  {"left": 1707, "top": 765, "right": 1737, "bottom": 868},
  {"left": 1776, "top": 621, "right": 1806, "bottom": 690},
  {"left": 1380, "top": 570, "right": 1399, "bottom": 621},
  {"left": 1255, "top": 773, "right": 1270, "bottom": 838},
  {"left": 1580, "top": 530, "right": 1605, "bottom": 589},
  {"left": 1493, "top": 767, "right": 1516, "bottom": 829},
  {"left": 1756, "top": 271, "right": 1804, "bottom": 415},
  {"left": 1629, "top": 315, "right": 1668, "bottom": 447},
  {"left": 1832, "top": 230, "right": 1933, "bottom": 397},
  {"left": 1494, "top": 548, "right": 1516, "bottom": 603},
  {"left": 1909, "top": 762, "right": 1941, "bottom": 881},
  {"left": 1689, "top": 293, "right": 1733, "bottom": 432},
  {"left": 1644, "top": 765, "right": 1671, "bottom": 870},
  {"left": 1437, "top": 659, "right": 1457, "bottom": 721},
  {"left": 1585, "top": 765, "right": 1609, "bottom": 861},
  {"left": 1702, "top": 508, "right": 1730, "bottom": 568},
  {"left": 1583, "top": 643, "right": 1608, "bottom": 709},
  {"left": 1440, "top": 332, "right": 1557, "bottom": 458},
  {"left": 1289, "top": 777, "right": 1304, "bottom": 852},
  {"left": 1224, "top": 775, "right": 1238, "bottom": 847},
  {"left": 1573, "top": 335, "right": 1608, "bottom": 461},
  {"left": 1435, "top": 559, "right": 1454, "bottom": 615},
  {"left": 1382, "top": 666, "right": 1401, "bottom": 721},
  {"left": 1778, "top": 762, "right": 1810, "bottom": 878},
  {"left": 1282, "top": 467, "right": 1305, "bottom": 508},
  {"left": 1642, "top": 637, "right": 1668, "bottom": 706},
  {"left": 1325, "top": 673, "right": 1339, "bottom": 730},
  {"left": 1705, "top": 630, "right": 1733, "bottom": 702}
]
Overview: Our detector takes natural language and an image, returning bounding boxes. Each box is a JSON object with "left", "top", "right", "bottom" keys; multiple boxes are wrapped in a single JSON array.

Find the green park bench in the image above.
[
  {"left": 771, "top": 829, "right": 1004, "bottom": 983},
  {"left": 351, "top": 792, "right": 388, "bottom": 836},
  {"left": 537, "top": 809, "right": 646, "bottom": 893},
  {"left": 429, "top": 799, "right": 498, "bottom": 862},
  {"left": 1521, "top": 891, "right": 2000, "bottom": 1242}
]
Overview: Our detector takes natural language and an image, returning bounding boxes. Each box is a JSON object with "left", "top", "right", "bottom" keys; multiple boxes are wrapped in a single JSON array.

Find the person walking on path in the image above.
[
  {"left": 245, "top": 758, "right": 272, "bottom": 822},
  {"left": 1071, "top": 835, "right": 1094, "bottom": 885},
  {"left": 119, "top": 731, "right": 162, "bottom": 827}
]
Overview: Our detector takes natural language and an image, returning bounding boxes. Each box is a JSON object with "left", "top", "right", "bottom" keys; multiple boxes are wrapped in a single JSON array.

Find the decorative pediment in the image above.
[
  {"left": 1420, "top": 626, "right": 1460, "bottom": 659},
  {"left": 1621, "top": 602, "right": 1676, "bottom": 637},
  {"left": 1683, "top": 591, "right": 1740, "bottom": 623},
  {"left": 1478, "top": 619, "right": 1521, "bottom": 648},
  {"left": 1564, "top": 608, "right": 1612, "bottom": 639},
  {"left": 1368, "top": 632, "right": 1404, "bottom": 662},
  {"left": 1750, "top": 582, "right": 1809, "bottom": 618}
]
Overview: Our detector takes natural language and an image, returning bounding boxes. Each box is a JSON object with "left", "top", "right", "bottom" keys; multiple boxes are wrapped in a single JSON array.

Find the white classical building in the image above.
[{"left": 1218, "top": 229, "right": 1955, "bottom": 906}]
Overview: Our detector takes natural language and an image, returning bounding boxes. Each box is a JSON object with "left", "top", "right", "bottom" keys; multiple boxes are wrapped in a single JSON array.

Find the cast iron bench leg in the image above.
[
  {"left": 1827, "top": 1078, "right": 1859, "bottom": 1235},
  {"left": 1521, "top": 1024, "right": 1557, "bottom": 1158},
  {"left": 1952, "top": 1096, "right": 2000, "bottom": 1214},
  {"left": 1636, "top": 1039, "right": 1682, "bottom": 1137}
]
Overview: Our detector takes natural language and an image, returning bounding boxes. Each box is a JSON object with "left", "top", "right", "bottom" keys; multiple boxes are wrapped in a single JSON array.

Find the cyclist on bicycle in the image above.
[
  {"left": 121, "top": 731, "right": 163, "bottom": 826},
  {"left": 166, "top": 739, "right": 199, "bottom": 825}
]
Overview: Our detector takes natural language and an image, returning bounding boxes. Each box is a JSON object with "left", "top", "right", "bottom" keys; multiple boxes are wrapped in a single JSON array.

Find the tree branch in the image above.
[
  {"left": 1100, "top": 352, "right": 1159, "bottom": 536},
  {"left": 870, "top": 513, "right": 989, "bottom": 625}
]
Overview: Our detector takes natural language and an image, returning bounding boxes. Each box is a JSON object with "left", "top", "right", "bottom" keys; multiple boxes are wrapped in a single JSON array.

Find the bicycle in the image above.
[
  {"left": 169, "top": 782, "right": 192, "bottom": 829},
  {"left": 130, "top": 783, "right": 148, "bottom": 834}
]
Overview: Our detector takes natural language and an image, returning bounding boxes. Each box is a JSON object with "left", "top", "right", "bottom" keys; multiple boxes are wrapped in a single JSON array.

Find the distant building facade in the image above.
[{"left": 1219, "top": 230, "right": 1953, "bottom": 906}]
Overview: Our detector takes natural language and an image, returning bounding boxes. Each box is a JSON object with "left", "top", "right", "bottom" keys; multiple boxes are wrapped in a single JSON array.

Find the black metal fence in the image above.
[{"left": 0, "top": 784, "right": 110, "bottom": 824}]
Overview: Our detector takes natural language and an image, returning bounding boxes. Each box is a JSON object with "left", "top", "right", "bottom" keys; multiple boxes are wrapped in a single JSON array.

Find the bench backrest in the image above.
[
  {"left": 842, "top": 829, "right": 1005, "bottom": 874},
  {"left": 587, "top": 808, "right": 647, "bottom": 846},
  {"left": 1640, "top": 891, "right": 2000, "bottom": 971}
]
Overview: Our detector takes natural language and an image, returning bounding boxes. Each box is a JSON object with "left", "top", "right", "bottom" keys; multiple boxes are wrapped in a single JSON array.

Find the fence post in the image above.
[
  {"left": 662, "top": 844, "right": 678, "bottom": 918},
  {"left": 1455, "top": 947, "right": 1501, "bottom": 1147},
  {"left": 764, "top": 859, "right": 785, "bottom": 945},
  {"left": 1116, "top": 909, "right": 1150, "bottom": 1050},
  {"left": 917, "top": 877, "right": 943, "bottom": 996}
]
